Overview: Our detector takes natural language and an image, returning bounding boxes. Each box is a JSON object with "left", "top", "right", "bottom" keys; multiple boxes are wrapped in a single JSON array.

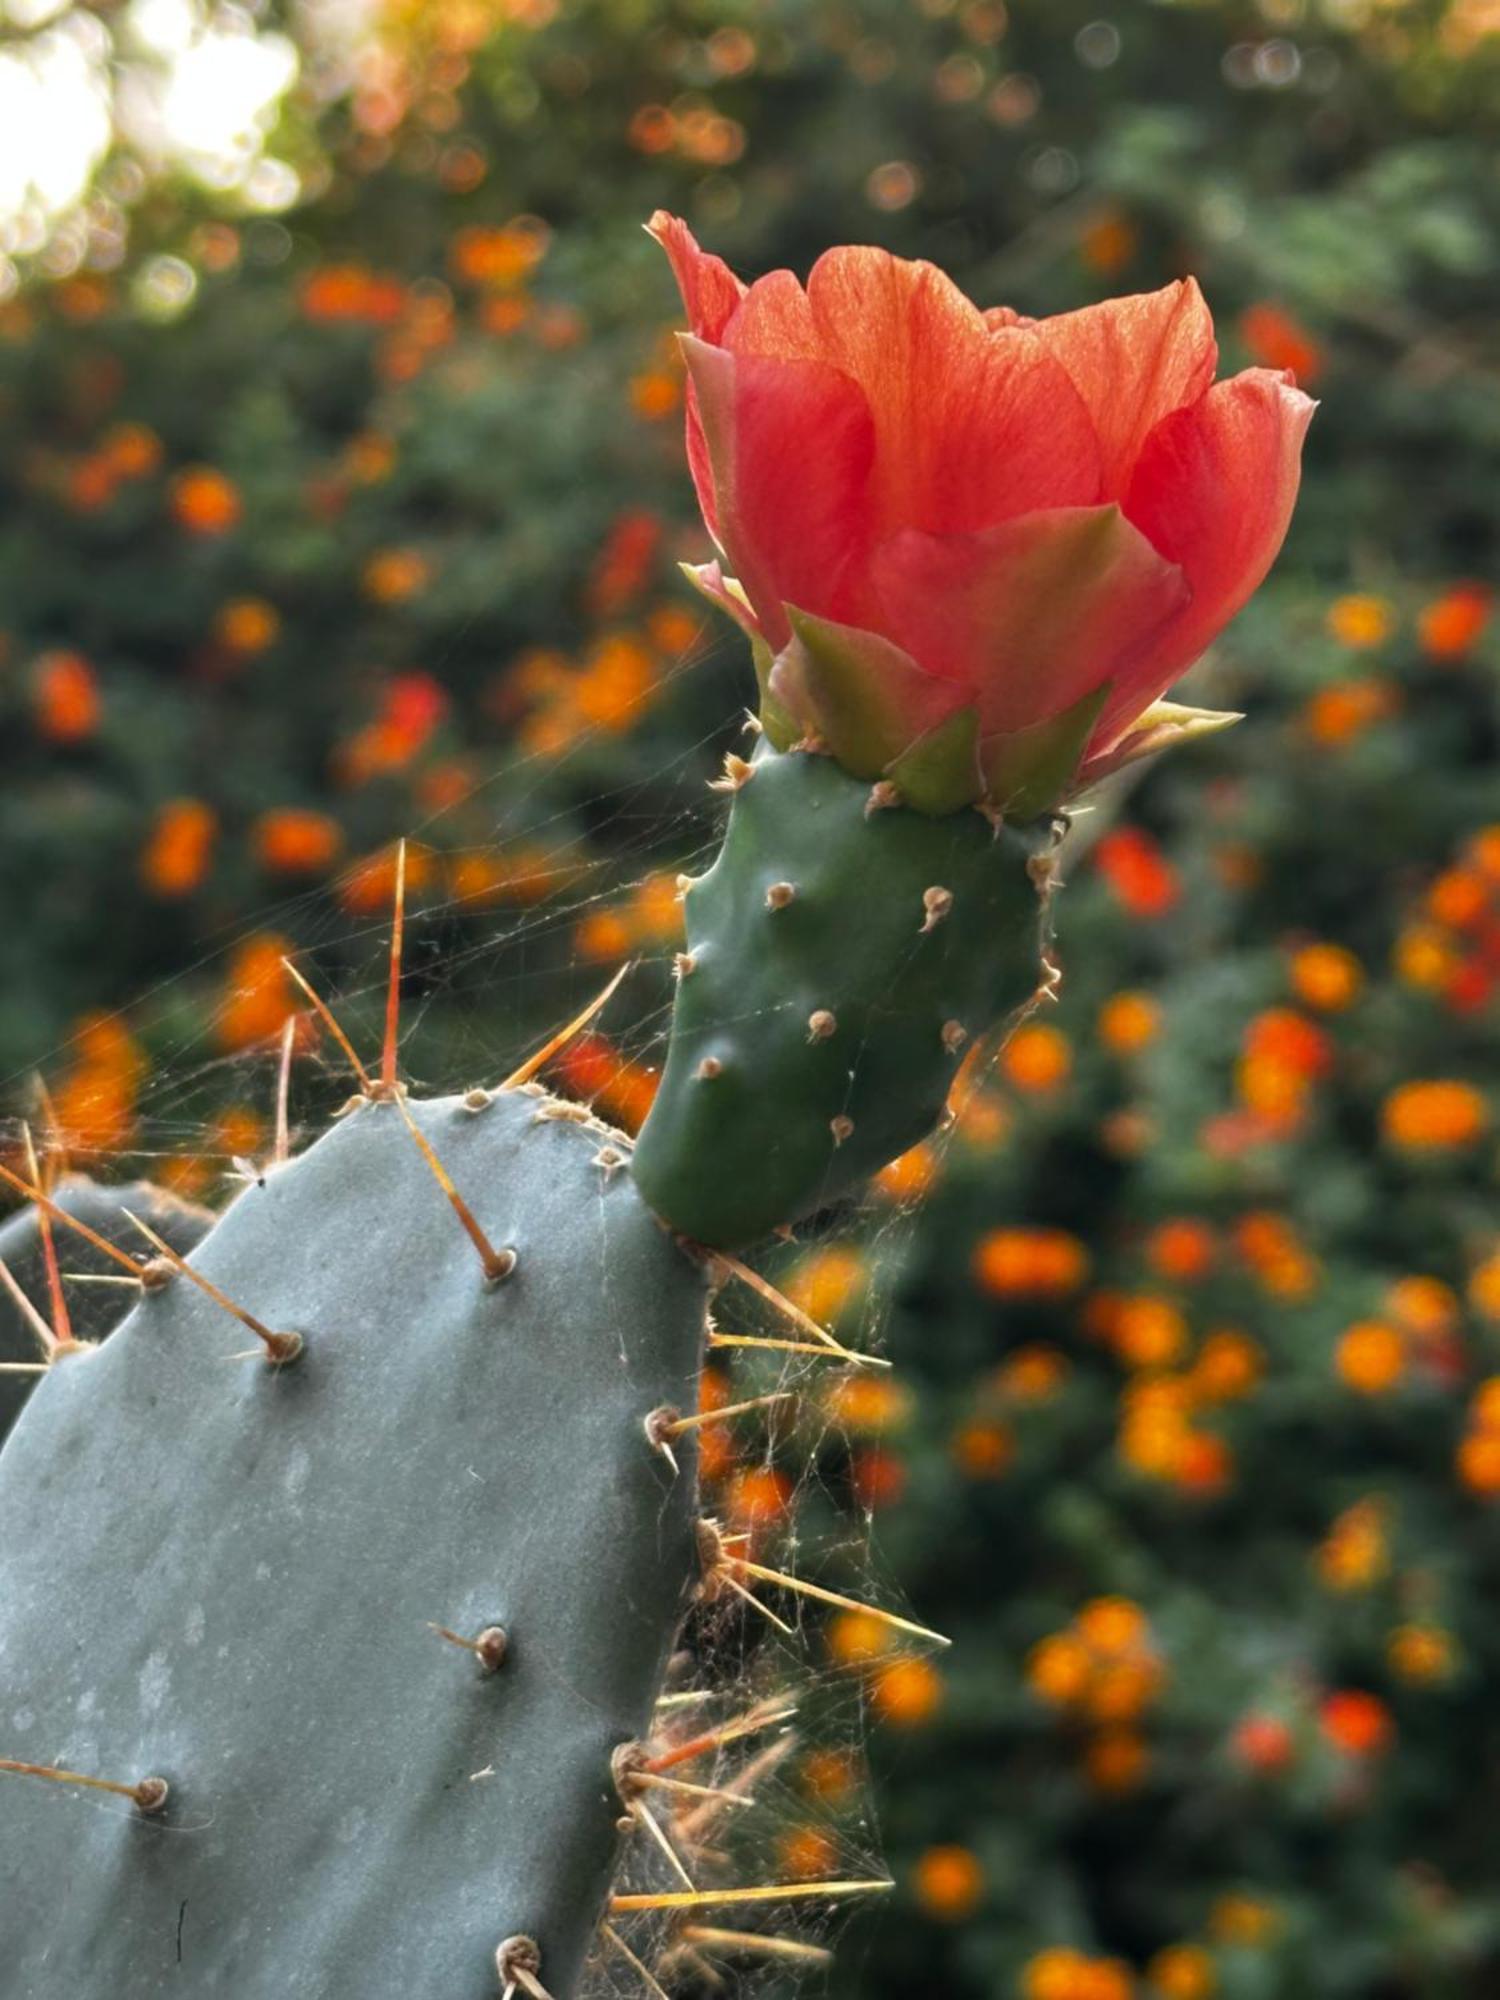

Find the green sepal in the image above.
[
  {"left": 678, "top": 560, "right": 798, "bottom": 748},
  {"left": 749, "top": 630, "right": 799, "bottom": 749},
  {"left": 885, "top": 706, "right": 983, "bottom": 816},
  {"left": 981, "top": 681, "right": 1112, "bottom": 821},
  {"left": 774, "top": 604, "right": 967, "bottom": 778}
]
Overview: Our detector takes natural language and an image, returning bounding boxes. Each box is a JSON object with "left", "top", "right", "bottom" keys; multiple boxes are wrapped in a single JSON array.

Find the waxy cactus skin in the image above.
[
  {"left": 0, "top": 1176, "right": 209, "bottom": 1441},
  {"left": 0, "top": 1089, "right": 706, "bottom": 2000},
  {"left": 631, "top": 743, "right": 1058, "bottom": 1249}
]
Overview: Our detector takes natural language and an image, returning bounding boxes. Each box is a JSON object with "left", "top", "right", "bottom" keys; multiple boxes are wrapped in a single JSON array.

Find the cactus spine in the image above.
[{"left": 0, "top": 1176, "right": 209, "bottom": 1442}]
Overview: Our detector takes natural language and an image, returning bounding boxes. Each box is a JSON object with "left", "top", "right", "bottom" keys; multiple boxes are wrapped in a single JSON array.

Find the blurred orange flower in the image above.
[{"left": 32, "top": 650, "right": 100, "bottom": 742}]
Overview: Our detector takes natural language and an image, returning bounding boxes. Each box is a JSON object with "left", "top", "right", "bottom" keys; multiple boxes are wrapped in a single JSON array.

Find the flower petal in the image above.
[
  {"left": 869, "top": 504, "right": 1189, "bottom": 736},
  {"left": 1032, "top": 279, "right": 1218, "bottom": 496},
  {"left": 680, "top": 335, "right": 876, "bottom": 653},
  {"left": 1111, "top": 368, "right": 1314, "bottom": 742},
  {"left": 803, "top": 246, "right": 1101, "bottom": 534},
  {"left": 650, "top": 214, "right": 749, "bottom": 546},
  {"left": 1078, "top": 699, "right": 1242, "bottom": 788},
  {"left": 647, "top": 211, "right": 745, "bottom": 340}
]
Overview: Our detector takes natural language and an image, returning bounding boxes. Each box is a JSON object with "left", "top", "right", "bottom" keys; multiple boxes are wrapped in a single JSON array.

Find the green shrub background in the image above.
[{"left": 2, "top": 3, "right": 1499, "bottom": 1995}]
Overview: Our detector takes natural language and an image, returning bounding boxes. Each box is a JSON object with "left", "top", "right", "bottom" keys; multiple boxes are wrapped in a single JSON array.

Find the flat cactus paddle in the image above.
[{"left": 0, "top": 1087, "right": 707, "bottom": 2000}]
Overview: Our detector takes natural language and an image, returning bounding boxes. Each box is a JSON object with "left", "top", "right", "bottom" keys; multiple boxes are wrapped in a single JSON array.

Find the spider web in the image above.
[{"left": 0, "top": 610, "right": 973, "bottom": 1998}]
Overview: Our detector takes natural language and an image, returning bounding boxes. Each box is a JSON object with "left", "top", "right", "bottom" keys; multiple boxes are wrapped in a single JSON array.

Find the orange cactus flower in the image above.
[
  {"left": 827, "top": 1609, "right": 893, "bottom": 1667},
  {"left": 170, "top": 466, "right": 242, "bottom": 535},
  {"left": 1239, "top": 302, "right": 1324, "bottom": 384},
  {"left": 141, "top": 798, "right": 217, "bottom": 897},
  {"left": 1002, "top": 1022, "right": 1073, "bottom": 1093},
  {"left": 1231, "top": 1712, "right": 1294, "bottom": 1774},
  {"left": 952, "top": 1419, "right": 1015, "bottom": 1478},
  {"left": 1289, "top": 941, "right": 1363, "bottom": 1012},
  {"left": 32, "top": 650, "right": 100, "bottom": 742},
  {"left": 1146, "top": 1218, "right": 1217, "bottom": 1283},
  {"left": 870, "top": 1655, "right": 944, "bottom": 1726},
  {"left": 1242, "top": 1008, "right": 1332, "bottom": 1077},
  {"left": 1027, "top": 1632, "right": 1094, "bottom": 1707},
  {"left": 1324, "top": 593, "right": 1393, "bottom": 649},
  {"left": 851, "top": 1444, "right": 907, "bottom": 1509},
  {"left": 973, "top": 1226, "right": 1089, "bottom": 1297},
  {"left": 1387, "top": 1623, "right": 1454, "bottom": 1685},
  {"left": 215, "top": 598, "right": 281, "bottom": 655},
  {"left": 1078, "top": 207, "right": 1138, "bottom": 276},
  {"left": 1335, "top": 1320, "right": 1406, "bottom": 1395},
  {"left": 1192, "top": 1329, "right": 1263, "bottom": 1402},
  {"left": 218, "top": 935, "right": 297, "bottom": 1053},
  {"left": 1458, "top": 1429, "right": 1500, "bottom": 1496},
  {"left": 1319, "top": 1689, "right": 1393, "bottom": 1758},
  {"left": 824, "top": 1372, "right": 913, "bottom": 1436},
  {"left": 1148, "top": 1945, "right": 1217, "bottom": 2000},
  {"left": 254, "top": 809, "right": 344, "bottom": 875},
  {"left": 1094, "top": 827, "right": 1181, "bottom": 918},
  {"left": 912, "top": 1844, "right": 985, "bottom": 1921},
  {"left": 1301, "top": 677, "right": 1397, "bottom": 745},
  {"left": 1111, "top": 1295, "right": 1189, "bottom": 1370},
  {"left": 338, "top": 842, "right": 433, "bottom": 918},
  {"left": 801, "top": 1747, "right": 861, "bottom": 1804},
  {"left": 361, "top": 548, "right": 432, "bottom": 603},
  {"left": 783, "top": 1245, "right": 868, "bottom": 1325},
  {"left": 1098, "top": 989, "right": 1160, "bottom": 1051},
  {"left": 724, "top": 1463, "right": 794, "bottom": 1533},
  {"left": 652, "top": 212, "right": 1310, "bottom": 816},
  {"left": 1208, "top": 1896, "right": 1279, "bottom": 1946},
  {"left": 1381, "top": 1079, "right": 1489, "bottom": 1150},
  {"left": 995, "top": 1343, "right": 1071, "bottom": 1401},
  {"left": 776, "top": 1825, "right": 840, "bottom": 1882},
  {"left": 1419, "top": 583, "right": 1491, "bottom": 660},
  {"left": 101, "top": 422, "right": 163, "bottom": 478},
  {"left": 1085, "top": 1728, "right": 1149, "bottom": 1794}
]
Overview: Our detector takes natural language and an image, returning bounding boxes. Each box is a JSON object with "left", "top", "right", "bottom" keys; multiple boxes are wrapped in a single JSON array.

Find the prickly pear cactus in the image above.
[
  {"left": 0, "top": 1175, "right": 210, "bottom": 1440},
  {"left": 0, "top": 1087, "right": 707, "bottom": 1999},
  {"left": 631, "top": 741, "right": 1059, "bottom": 1248}
]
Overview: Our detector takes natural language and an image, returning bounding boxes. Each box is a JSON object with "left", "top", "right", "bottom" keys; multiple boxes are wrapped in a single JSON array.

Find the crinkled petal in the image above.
[
  {"left": 802, "top": 246, "right": 1102, "bottom": 534},
  {"left": 722, "top": 268, "right": 822, "bottom": 360},
  {"left": 1032, "top": 279, "right": 1218, "bottom": 497},
  {"left": 869, "top": 504, "right": 1189, "bottom": 736},
  {"left": 647, "top": 211, "right": 745, "bottom": 341},
  {"left": 680, "top": 335, "right": 876, "bottom": 653},
  {"left": 1110, "top": 368, "right": 1314, "bottom": 744},
  {"left": 649, "top": 215, "right": 749, "bottom": 545}
]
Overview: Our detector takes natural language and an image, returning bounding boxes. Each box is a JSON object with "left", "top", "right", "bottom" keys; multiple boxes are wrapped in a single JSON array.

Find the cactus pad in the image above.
[
  {"left": 631, "top": 744, "right": 1058, "bottom": 1247},
  {"left": 0, "top": 1176, "right": 210, "bottom": 1442},
  {"left": 0, "top": 1087, "right": 707, "bottom": 1998}
]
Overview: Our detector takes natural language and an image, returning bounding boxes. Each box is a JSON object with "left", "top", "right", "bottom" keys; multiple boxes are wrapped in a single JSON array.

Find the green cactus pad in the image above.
[
  {"left": 630, "top": 745, "right": 1057, "bottom": 1248},
  {"left": 0, "top": 1088, "right": 707, "bottom": 1999},
  {"left": 0, "top": 1176, "right": 210, "bottom": 1442}
]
